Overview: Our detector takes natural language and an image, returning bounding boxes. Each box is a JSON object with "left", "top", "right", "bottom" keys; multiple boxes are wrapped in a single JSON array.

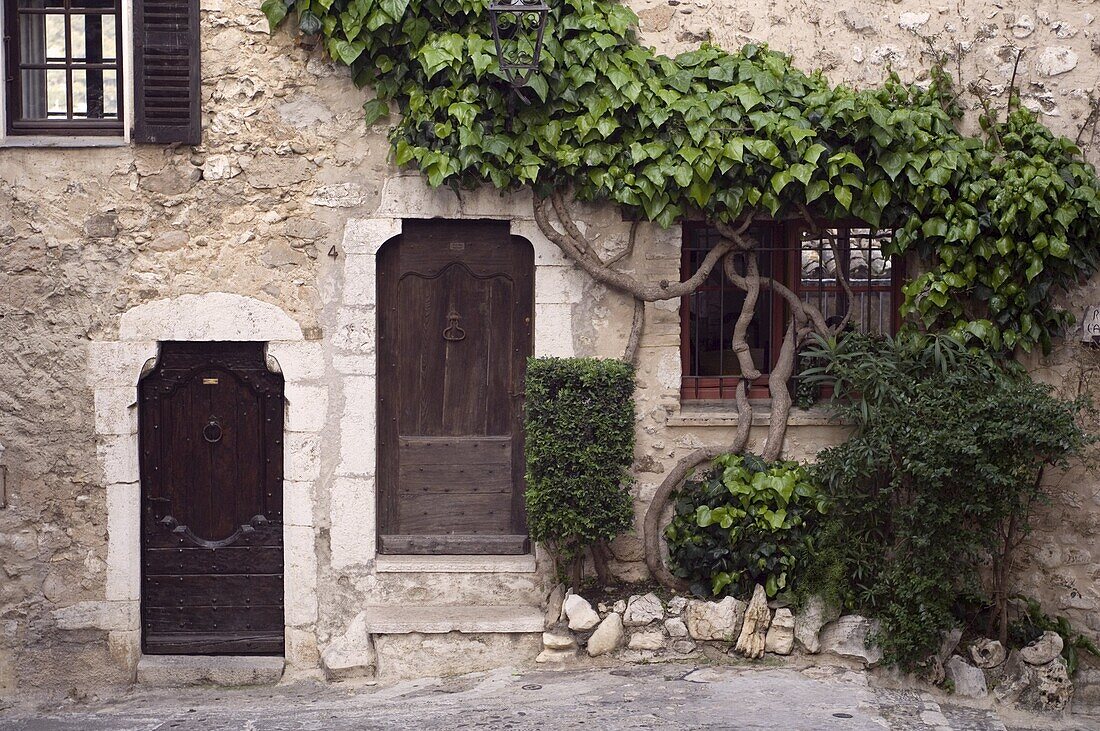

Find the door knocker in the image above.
[
  {"left": 202, "top": 416, "right": 223, "bottom": 443},
  {"left": 443, "top": 309, "right": 466, "bottom": 342}
]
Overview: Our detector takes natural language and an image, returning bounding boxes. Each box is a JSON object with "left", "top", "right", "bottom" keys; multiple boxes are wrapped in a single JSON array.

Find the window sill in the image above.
[
  {"left": 1, "top": 136, "right": 129, "bottom": 148},
  {"left": 668, "top": 401, "right": 854, "bottom": 428}
]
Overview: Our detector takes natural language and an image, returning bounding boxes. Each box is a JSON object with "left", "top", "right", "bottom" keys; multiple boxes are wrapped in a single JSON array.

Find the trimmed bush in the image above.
[{"left": 524, "top": 357, "right": 635, "bottom": 585}]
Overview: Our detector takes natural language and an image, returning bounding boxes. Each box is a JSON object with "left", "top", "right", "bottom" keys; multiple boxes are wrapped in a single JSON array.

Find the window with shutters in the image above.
[
  {"left": 2, "top": 0, "right": 124, "bottom": 135},
  {"left": 680, "top": 220, "right": 902, "bottom": 401},
  {"left": 3, "top": 0, "right": 200, "bottom": 142}
]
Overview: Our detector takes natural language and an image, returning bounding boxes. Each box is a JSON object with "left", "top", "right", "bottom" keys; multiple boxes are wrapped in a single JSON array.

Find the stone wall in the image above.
[{"left": 0, "top": 0, "right": 1098, "bottom": 699}]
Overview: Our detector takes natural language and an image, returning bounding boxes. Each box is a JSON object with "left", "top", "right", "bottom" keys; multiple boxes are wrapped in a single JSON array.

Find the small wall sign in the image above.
[{"left": 1083, "top": 305, "right": 1100, "bottom": 343}]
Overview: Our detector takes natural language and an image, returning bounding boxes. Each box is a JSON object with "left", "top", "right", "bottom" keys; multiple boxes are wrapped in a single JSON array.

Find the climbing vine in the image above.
[
  {"left": 264, "top": 0, "right": 1100, "bottom": 356},
  {"left": 264, "top": 0, "right": 1100, "bottom": 588}
]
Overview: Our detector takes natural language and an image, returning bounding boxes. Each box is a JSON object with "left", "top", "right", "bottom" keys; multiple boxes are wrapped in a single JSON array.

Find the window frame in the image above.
[
  {"left": 679, "top": 218, "right": 904, "bottom": 402},
  {"left": 1, "top": 0, "right": 131, "bottom": 140}
]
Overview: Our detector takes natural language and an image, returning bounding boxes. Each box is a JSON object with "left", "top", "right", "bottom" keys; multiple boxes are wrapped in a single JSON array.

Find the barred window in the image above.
[{"left": 681, "top": 221, "right": 901, "bottom": 401}]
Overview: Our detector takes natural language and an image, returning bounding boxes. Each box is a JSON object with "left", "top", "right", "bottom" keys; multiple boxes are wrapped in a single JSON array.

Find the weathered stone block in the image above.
[
  {"left": 764, "top": 608, "right": 795, "bottom": 655},
  {"left": 685, "top": 597, "right": 746, "bottom": 641},
  {"left": 587, "top": 612, "right": 624, "bottom": 656},
  {"left": 819, "top": 615, "right": 882, "bottom": 665},
  {"left": 329, "top": 476, "right": 375, "bottom": 569},
  {"left": 623, "top": 593, "right": 664, "bottom": 626},
  {"left": 946, "top": 656, "right": 988, "bottom": 698}
]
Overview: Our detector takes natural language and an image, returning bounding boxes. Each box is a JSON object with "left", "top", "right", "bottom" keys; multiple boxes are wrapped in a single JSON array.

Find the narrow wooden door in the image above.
[
  {"left": 139, "top": 342, "right": 284, "bottom": 655},
  {"left": 377, "top": 220, "right": 533, "bottom": 554}
]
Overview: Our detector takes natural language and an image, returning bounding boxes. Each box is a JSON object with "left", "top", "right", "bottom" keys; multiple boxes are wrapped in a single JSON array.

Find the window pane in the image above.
[
  {"left": 17, "top": 0, "right": 66, "bottom": 8},
  {"left": 20, "top": 68, "right": 48, "bottom": 118},
  {"left": 18, "top": 13, "right": 64, "bottom": 64},
  {"left": 70, "top": 0, "right": 118, "bottom": 8},
  {"left": 71, "top": 15, "right": 86, "bottom": 61},
  {"left": 684, "top": 226, "right": 777, "bottom": 378},
  {"left": 72, "top": 69, "right": 88, "bottom": 116},
  {"left": 101, "top": 18, "right": 117, "bottom": 60},
  {"left": 46, "top": 69, "right": 68, "bottom": 117},
  {"left": 101, "top": 69, "right": 118, "bottom": 116}
]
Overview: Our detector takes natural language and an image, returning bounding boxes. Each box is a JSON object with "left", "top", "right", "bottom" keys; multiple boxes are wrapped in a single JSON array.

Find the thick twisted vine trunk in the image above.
[{"left": 532, "top": 193, "right": 853, "bottom": 589}]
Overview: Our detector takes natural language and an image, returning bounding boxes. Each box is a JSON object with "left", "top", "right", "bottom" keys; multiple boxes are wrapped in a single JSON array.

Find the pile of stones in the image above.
[
  {"left": 942, "top": 631, "right": 1075, "bottom": 711},
  {"left": 538, "top": 584, "right": 881, "bottom": 666},
  {"left": 538, "top": 585, "right": 1077, "bottom": 713}
]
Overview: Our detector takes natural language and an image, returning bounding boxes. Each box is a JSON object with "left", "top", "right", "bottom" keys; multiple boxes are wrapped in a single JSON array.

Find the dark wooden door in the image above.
[
  {"left": 139, "top": 341, "right": 284, "bottom": 655},
  {"left": 378, "top": 219, "right": 533, "bottom": 554}
]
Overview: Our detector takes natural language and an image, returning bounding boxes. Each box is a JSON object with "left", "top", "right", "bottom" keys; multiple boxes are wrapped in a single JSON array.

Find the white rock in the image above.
[
  {"left": 587, "top": 612, "right": 625, "bottom": 657},
  {"left": 819, "top": 615, "right": 883, "bottom": 666},
  {"left": 1037, "top": 47, "right": 1078, "bottom": 77},
  {"left": 1025, "top": 657, "right": 1073, "bottom": 711},
  {"left": 612, "top": 600, "right": 627, "bottom": 614},
  {"left": 307, "top": 183, "right": 365, "bottom": 208},
  {"left": 623, "top": 593, "right": 664, "bottom": 627},
  {"left": 1020, "top": 631, "right": 1063, "bottom": 665},
  {"left": 666, "top": 597, "right": 688, "bottom": 616},
  {"left": 665, "top": 618, "right": 689, "bottom": 638},
  {"left": 1012, "top": 14, "right": 1035, "bottom": 38},
  {"left": 898, "top": 12, "right": 930, "bottom": 31},
  {"left": 946, "top": 656, "right": 988, "bottom": 698},
  {"left": 685, "top": 597, "right": 746, "bottom": 641},
  {"left": 201, "top": 154, "right": 242, "bottom": 181},
  {"left": 734, "top": 585, "right": 771, "bottom": 659},
  {"left": 671, "top": 639, "right": 697, "bottom": 654},
  {"left": 536, "top": 648, "right": 576, "bottom": 663},
  {"left": 764, "top": 608, "right": 795, "bottom": 655},
  {"left": 969, "top": 638, "right": 1007, "bottom": 668},
  {"left": 995, "top": 650, "right": 1033, "bottom": 704},
  {"left": 795, "top": 596, "right": 840, "bottom": 654},
  {"left": 321, "top": 613, "right": 377, "bottom": 681},
  {"left": 542, "top": 631, "right": 576, "bottom": 651},
  {"left": 627, "top": 631, "right": 665, "bottom": 651},
  {"left": 564, "top": 595, "right": 600, "bottom": 632}
]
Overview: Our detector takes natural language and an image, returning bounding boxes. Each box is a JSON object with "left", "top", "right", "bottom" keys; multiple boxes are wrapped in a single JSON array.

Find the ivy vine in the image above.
[{"left": 263, "top": 0, "right": 1100, "bottom": 354}]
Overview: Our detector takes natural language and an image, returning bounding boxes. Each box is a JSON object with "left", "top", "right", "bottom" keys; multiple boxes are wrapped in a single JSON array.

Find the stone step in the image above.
[
  {"left": 363, "top": 562, "right": 550, "bottom": 608},
  {"left": 360, "top": 604, "right": 545, "bottom": 634},
  {"left": 136, "top": 655, "right": 284, "bottom": 687}
]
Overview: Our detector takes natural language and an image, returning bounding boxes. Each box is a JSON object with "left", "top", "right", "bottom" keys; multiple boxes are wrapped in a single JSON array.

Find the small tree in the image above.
[
  {"left": 525, "top": 357, "right": 636, "bottom": 586},
  {"left": 802, "top": 333, "right": 1091, "bottom": 667}
]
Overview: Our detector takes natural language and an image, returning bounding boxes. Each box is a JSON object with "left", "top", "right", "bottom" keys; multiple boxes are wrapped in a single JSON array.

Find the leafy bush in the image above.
[
  {"left": 666, "top": 453, "right": 827, "bottom": 600},
  {"left": 801, "top": 332, "right": 1090, "bottom": 668},
  {"left": 524, "top": 357, "right": 636, "bottom": 584}
]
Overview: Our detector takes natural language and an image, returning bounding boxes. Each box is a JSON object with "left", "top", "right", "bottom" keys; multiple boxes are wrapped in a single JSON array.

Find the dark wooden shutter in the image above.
[{"left": 133, "top": 0, "right": 201, "bottom": 144}]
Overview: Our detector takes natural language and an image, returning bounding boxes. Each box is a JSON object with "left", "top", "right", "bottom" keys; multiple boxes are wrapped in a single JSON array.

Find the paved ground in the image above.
[{"left": 1, "top": 663, "right": 1096, "bottom": 731}]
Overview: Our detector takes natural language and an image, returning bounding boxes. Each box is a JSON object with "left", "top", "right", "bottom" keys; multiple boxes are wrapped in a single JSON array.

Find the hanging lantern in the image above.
[{"left": 488, "top": 0, "right": 550, "bottom": 97}]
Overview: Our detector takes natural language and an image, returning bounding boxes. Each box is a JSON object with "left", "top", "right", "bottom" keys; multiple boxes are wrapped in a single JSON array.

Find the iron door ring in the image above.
[{"left": 203, "top": 417, "right": 223, "bottom": 443}]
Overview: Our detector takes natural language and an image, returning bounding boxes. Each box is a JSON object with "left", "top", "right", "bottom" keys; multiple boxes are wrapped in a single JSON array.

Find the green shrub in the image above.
[
  {"left": 801, "top": 332, "right": 1090, "bottom": 669},
  {"left": 665, "top": 453, "right": 827, "bottom": 600},
  {"left": 524, "top": 357, "right": 636, "bottom": 584}
]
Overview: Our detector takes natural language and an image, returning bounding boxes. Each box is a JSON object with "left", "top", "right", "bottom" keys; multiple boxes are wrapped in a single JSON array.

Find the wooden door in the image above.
[
  {"left": 139, "top": 341, "right": 284, "bottom": 655},
  {"left": 377, "top": 219, "right": 533, "bottom": 554}
]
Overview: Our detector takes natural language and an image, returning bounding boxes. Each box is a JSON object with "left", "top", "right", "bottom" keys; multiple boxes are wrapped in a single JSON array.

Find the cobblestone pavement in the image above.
[{"left": 1, "top": 663, "right": 1096, "bottom": 731}]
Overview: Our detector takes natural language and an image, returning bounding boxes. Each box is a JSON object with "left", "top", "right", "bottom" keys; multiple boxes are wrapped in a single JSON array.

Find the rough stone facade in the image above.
[{"left": 0, "top": 0, "right": 1098, "bottom": 701}]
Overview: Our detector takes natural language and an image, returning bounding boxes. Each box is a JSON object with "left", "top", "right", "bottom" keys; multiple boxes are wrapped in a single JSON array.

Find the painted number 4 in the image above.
[{"left": 328, "top": 245, "right": 339, "bottom": 259}]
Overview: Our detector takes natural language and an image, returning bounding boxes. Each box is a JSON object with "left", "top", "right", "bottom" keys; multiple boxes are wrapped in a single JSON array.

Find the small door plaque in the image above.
[
  {"left": 203, "top": 378, "right": 219, "bottom": 385},
  {"left": 449, "top": 241, "right": 465, "bottom": 251}
]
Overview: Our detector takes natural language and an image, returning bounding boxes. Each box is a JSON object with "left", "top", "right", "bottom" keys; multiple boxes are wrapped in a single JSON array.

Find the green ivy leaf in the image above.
[{"left": 362, "top": 98, "right": 388, "bottom": 124}]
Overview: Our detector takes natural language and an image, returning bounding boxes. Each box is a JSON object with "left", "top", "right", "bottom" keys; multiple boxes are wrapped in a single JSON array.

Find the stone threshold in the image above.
[
  {"left": 374, "top": 554, "right": 537, "bottom": 574},
  {"left": 136, "top": 655, "right": 285, "bottom": 687},
  {"left": 360, "top": 605, "right": 544, "bottom": 634}
]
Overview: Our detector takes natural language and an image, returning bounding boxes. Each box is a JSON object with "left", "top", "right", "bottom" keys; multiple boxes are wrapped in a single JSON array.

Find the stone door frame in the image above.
[
  {"left": 325, "top": 177, "right": 581, "bottom": 569},
  {"left": 89, "top": 292, "right": 323, "bottom": 676}
]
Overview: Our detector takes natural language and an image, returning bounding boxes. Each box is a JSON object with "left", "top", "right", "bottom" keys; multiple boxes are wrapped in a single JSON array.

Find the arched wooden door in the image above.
[
  {"left": 377, "top": 219, "right": 534, "bottom": 554},
  {"left": 139, "top": 341, "right": 284, "bottom": 655}
]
